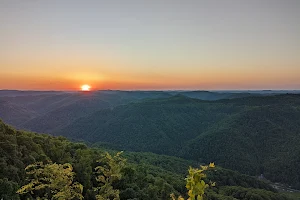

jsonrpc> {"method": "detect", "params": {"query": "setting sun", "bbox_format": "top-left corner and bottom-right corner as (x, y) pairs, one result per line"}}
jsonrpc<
(81, 84), (91, 91)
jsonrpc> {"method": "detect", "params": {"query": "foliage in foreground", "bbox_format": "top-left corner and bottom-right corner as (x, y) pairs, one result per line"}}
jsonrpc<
(171, 163), (215, 200)
(94, 152), (126, 200)
(17, 152), (127, 200)
(17, 162), (83, 199)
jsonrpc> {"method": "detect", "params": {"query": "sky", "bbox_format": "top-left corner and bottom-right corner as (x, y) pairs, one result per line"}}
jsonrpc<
(0, 0), (300, 91)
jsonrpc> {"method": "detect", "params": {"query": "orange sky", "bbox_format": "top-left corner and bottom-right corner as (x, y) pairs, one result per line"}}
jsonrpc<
(0, 0), (299, 91)
(1, 64), (299, 91)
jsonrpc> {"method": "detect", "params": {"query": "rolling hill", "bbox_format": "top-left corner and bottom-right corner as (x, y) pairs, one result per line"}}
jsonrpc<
(1, 90), (300, 190)
(0, 99), (37, 126)
(0, 91), (173, 132)
(0, 90), (263, 133)
(55, 94), (300, 189)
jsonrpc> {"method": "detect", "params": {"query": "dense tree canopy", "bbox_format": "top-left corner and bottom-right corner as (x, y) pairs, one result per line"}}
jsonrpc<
(0, 119), (298, 199)
(54, 94), (300, 189)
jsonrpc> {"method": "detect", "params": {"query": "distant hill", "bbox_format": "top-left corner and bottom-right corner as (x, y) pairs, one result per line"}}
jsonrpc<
(170, 90), (263, 100)
(0, 91), (173, 132)
(0, 90), (64, 97)
(0, 90), (265, 132)
(20, 97), (112, 133)
(56, 95), (242, 153)
(0, 99), (36, 126)
(56, 94), (300, 189)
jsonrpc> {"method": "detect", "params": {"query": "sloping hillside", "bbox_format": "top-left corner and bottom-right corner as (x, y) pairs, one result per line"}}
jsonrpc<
(56, 94), (300, 188)
(56, 95), (243, 152)
(0, 119), (296, 200)
(0, 100), (37, 126)
(185, 103), (300, 188)
(0, 91), (173, 133)
(0, 90), (280, 134)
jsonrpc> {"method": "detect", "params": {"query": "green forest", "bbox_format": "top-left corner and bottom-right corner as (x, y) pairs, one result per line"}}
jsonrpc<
(0, 119), (297, 200)
(55, 94), (300, 189)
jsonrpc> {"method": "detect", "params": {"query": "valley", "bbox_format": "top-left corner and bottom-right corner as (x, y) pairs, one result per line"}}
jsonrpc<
(1, 90), (300, 198)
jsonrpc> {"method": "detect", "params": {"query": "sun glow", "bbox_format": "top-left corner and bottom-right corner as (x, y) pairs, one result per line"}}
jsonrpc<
(81, 84), (91, 91)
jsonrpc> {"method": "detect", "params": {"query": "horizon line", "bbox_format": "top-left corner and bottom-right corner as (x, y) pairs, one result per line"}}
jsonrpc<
(1, 89), (300, 92)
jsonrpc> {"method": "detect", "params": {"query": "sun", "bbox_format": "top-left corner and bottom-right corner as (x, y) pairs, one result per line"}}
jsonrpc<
(81, 84), (91, 91)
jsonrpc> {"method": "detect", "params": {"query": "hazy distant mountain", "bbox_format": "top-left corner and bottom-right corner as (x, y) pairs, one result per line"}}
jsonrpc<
(0, 90), (64, 97)
(20, 97), (112, 133)
(0, 99), (37, 126)
(169, 91), (263, 100)
(0, 90), (264, 133)
(0, 90), (173, 133)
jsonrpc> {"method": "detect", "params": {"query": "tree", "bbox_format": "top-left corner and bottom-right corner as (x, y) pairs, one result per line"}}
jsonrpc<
(94, 152), (126, 200)
(171, 163), (215, 200)
(0, 178), (20, 200)
(17, 162), (83, 200)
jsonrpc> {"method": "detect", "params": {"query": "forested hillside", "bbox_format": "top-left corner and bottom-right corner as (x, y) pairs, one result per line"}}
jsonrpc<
(0, 91), (172, 132)
(0, 120), (296, 200)
(56, 94), (300, 189)
(0, 90), (276, 132)
(169, 91), (261, 100)
(57, 95), (241, 152)
(1, 91), (300, 196)
(0, 99), (36, 126)
(185, 102), (300, 188)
